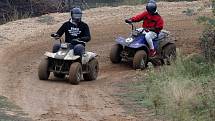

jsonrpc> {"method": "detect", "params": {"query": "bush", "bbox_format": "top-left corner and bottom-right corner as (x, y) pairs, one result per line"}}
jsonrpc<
(200, 26), (215, 62)
(198, 0), (215, 62)
(37, 15), (55, 25)
(123, 54), (215, 121)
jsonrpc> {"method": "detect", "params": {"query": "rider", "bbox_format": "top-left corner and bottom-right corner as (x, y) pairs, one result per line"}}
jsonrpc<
(125, 0), (164, 57)
(52, 7), (91, 56)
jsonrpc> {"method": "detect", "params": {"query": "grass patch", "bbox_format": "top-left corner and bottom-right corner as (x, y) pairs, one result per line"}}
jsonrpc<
(37, 15), (55, 25)
(0, 96), (20, 110)
(0, 96), (31, 121)
(117, 54), (215, 121)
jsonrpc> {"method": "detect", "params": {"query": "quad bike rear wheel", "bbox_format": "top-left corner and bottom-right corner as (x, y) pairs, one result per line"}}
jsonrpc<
(133, 50), (147, 70)
(69, 62), (82, 85)
(83, 58), (99, 81)
(53, 73), (65, 79)
(38, 58), (50, 80)
(150, 58), (163, 67)
(110, 44), (122, 63)
(163, 44), (176, 65)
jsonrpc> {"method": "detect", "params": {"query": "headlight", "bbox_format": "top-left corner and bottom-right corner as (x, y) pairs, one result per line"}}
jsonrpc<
(61, 43), (68, 49)
(125, 38), (134, 43)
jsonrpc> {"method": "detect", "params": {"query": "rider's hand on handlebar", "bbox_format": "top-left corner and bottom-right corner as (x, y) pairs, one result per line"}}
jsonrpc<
(149, 28), (156, 32)
(73, 39), (86, 44)
(125, 19), (132, 24)
(73, 38), (80, 42)
(51, 33), (60, 38)
(145, 29), (150, 32)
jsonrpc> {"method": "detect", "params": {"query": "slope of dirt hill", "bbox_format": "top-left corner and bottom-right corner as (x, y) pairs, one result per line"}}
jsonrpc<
(0, 1), (212, 121)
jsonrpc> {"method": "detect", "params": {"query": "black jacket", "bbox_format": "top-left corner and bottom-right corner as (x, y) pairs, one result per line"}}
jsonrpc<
(56, 20), (91, 46)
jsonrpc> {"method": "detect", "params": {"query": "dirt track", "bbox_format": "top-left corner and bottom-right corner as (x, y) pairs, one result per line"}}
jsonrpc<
(0, 1), (211, 121)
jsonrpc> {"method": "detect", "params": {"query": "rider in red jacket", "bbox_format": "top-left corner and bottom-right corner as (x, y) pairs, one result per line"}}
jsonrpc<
(126, 1), (164, 57)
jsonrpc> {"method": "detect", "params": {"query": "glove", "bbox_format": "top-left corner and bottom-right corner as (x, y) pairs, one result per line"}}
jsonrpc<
(80, 36), (90, 42)
(125, 19), (132, 24)
(73, 38), (86, 44)
(51, 33), (59, 38)
(149, 28), (156, 32)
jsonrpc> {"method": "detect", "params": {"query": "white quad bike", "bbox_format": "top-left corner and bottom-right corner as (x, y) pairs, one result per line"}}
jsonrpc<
(38, 36), (99, 85)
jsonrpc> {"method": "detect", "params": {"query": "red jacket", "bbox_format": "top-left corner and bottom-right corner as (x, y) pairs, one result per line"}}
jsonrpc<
(130, 11), (164, 33)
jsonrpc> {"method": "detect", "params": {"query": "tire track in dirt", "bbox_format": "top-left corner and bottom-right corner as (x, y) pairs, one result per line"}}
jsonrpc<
(0, 1), (211, 120)
(0, 46), (133, 121)
(0, 30), (136, 121)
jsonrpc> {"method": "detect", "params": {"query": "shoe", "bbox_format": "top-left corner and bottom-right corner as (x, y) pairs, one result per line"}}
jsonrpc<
(149, 49), (156, 57)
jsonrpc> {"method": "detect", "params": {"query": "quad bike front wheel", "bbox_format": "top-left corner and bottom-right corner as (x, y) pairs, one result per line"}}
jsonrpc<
(69, 62), (82, 85)
(38, 58), (50, 80)
(133, 50), (148, 70)
(83, 58), (99, 81)
(163, 44), (176, 65)
(110, 44), (122, 63)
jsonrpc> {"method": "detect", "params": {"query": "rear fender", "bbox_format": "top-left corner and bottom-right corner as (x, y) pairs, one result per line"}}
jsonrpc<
(128, 35), (147, 49)
(159, 39), (175, 49)
(137, 45), (149, 55)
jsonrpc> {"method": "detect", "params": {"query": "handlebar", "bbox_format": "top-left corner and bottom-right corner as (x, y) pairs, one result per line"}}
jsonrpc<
(51, 33), (86, 44)
(51, 33), (62, 43)
(126, 22), (135, 31)
(73, 39), (86, 44)
(126, 23), (150, 33)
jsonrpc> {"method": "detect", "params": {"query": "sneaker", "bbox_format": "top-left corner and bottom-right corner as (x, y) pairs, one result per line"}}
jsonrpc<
(149, 49), (156, 57)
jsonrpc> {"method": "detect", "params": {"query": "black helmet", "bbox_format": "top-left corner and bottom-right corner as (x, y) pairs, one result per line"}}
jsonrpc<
(146, 2), (157, 14)
(71, 7), (82, 23)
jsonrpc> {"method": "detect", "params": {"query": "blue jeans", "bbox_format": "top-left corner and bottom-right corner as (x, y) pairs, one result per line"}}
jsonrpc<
(52, 44), (85, 56)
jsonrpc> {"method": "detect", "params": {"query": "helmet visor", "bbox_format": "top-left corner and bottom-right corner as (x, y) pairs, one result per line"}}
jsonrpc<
(72, 13), (82, 19)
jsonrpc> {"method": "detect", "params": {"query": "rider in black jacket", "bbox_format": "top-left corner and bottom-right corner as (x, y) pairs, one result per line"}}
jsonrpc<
(52, 7), (91, 56)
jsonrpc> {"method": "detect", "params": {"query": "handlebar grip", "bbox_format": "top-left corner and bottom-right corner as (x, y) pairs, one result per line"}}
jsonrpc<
(51, 33), (59, 38)
(73, 39), (86, 44)
(125, 19), (132, 24)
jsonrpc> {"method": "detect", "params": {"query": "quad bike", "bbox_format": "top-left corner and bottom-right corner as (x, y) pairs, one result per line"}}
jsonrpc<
(38, 35), (99, 85)
(110, 23), (176, 69)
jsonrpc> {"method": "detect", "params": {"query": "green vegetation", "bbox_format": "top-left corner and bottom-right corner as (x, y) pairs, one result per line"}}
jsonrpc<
(117, 1), (215, 120)
(199, 27), (215, 62)
(119, 54), (215, 121)
(37, 15), (55, 25)
(182, 8), (196, 16)
(0, 96), (31, 121)
(0, 0), (198, 24)
(161, 0), (195, 1)
(197, 0), (215, 62)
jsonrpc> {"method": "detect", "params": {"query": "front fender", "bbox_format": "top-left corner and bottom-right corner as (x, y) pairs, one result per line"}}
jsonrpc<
(45, 52), (56, 58)
(129, 42), (146, 49)
(44, 51), (80, 60)
(82, 52), (97, 64)
(115, 37), (127, 46)
(64, 50), (80, 60)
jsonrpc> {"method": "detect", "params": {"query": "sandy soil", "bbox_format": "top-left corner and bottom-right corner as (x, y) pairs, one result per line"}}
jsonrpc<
(0, 1), (211, 121)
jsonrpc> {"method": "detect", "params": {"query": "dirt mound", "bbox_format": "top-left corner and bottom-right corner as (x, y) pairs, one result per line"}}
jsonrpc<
(0, 1), (212, 120)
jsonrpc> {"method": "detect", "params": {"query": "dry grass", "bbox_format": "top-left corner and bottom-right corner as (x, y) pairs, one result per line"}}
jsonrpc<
(120, 54), (215, 121)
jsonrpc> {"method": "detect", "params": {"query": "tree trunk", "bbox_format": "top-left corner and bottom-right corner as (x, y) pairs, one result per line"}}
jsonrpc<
(68, 0), (71, 10)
